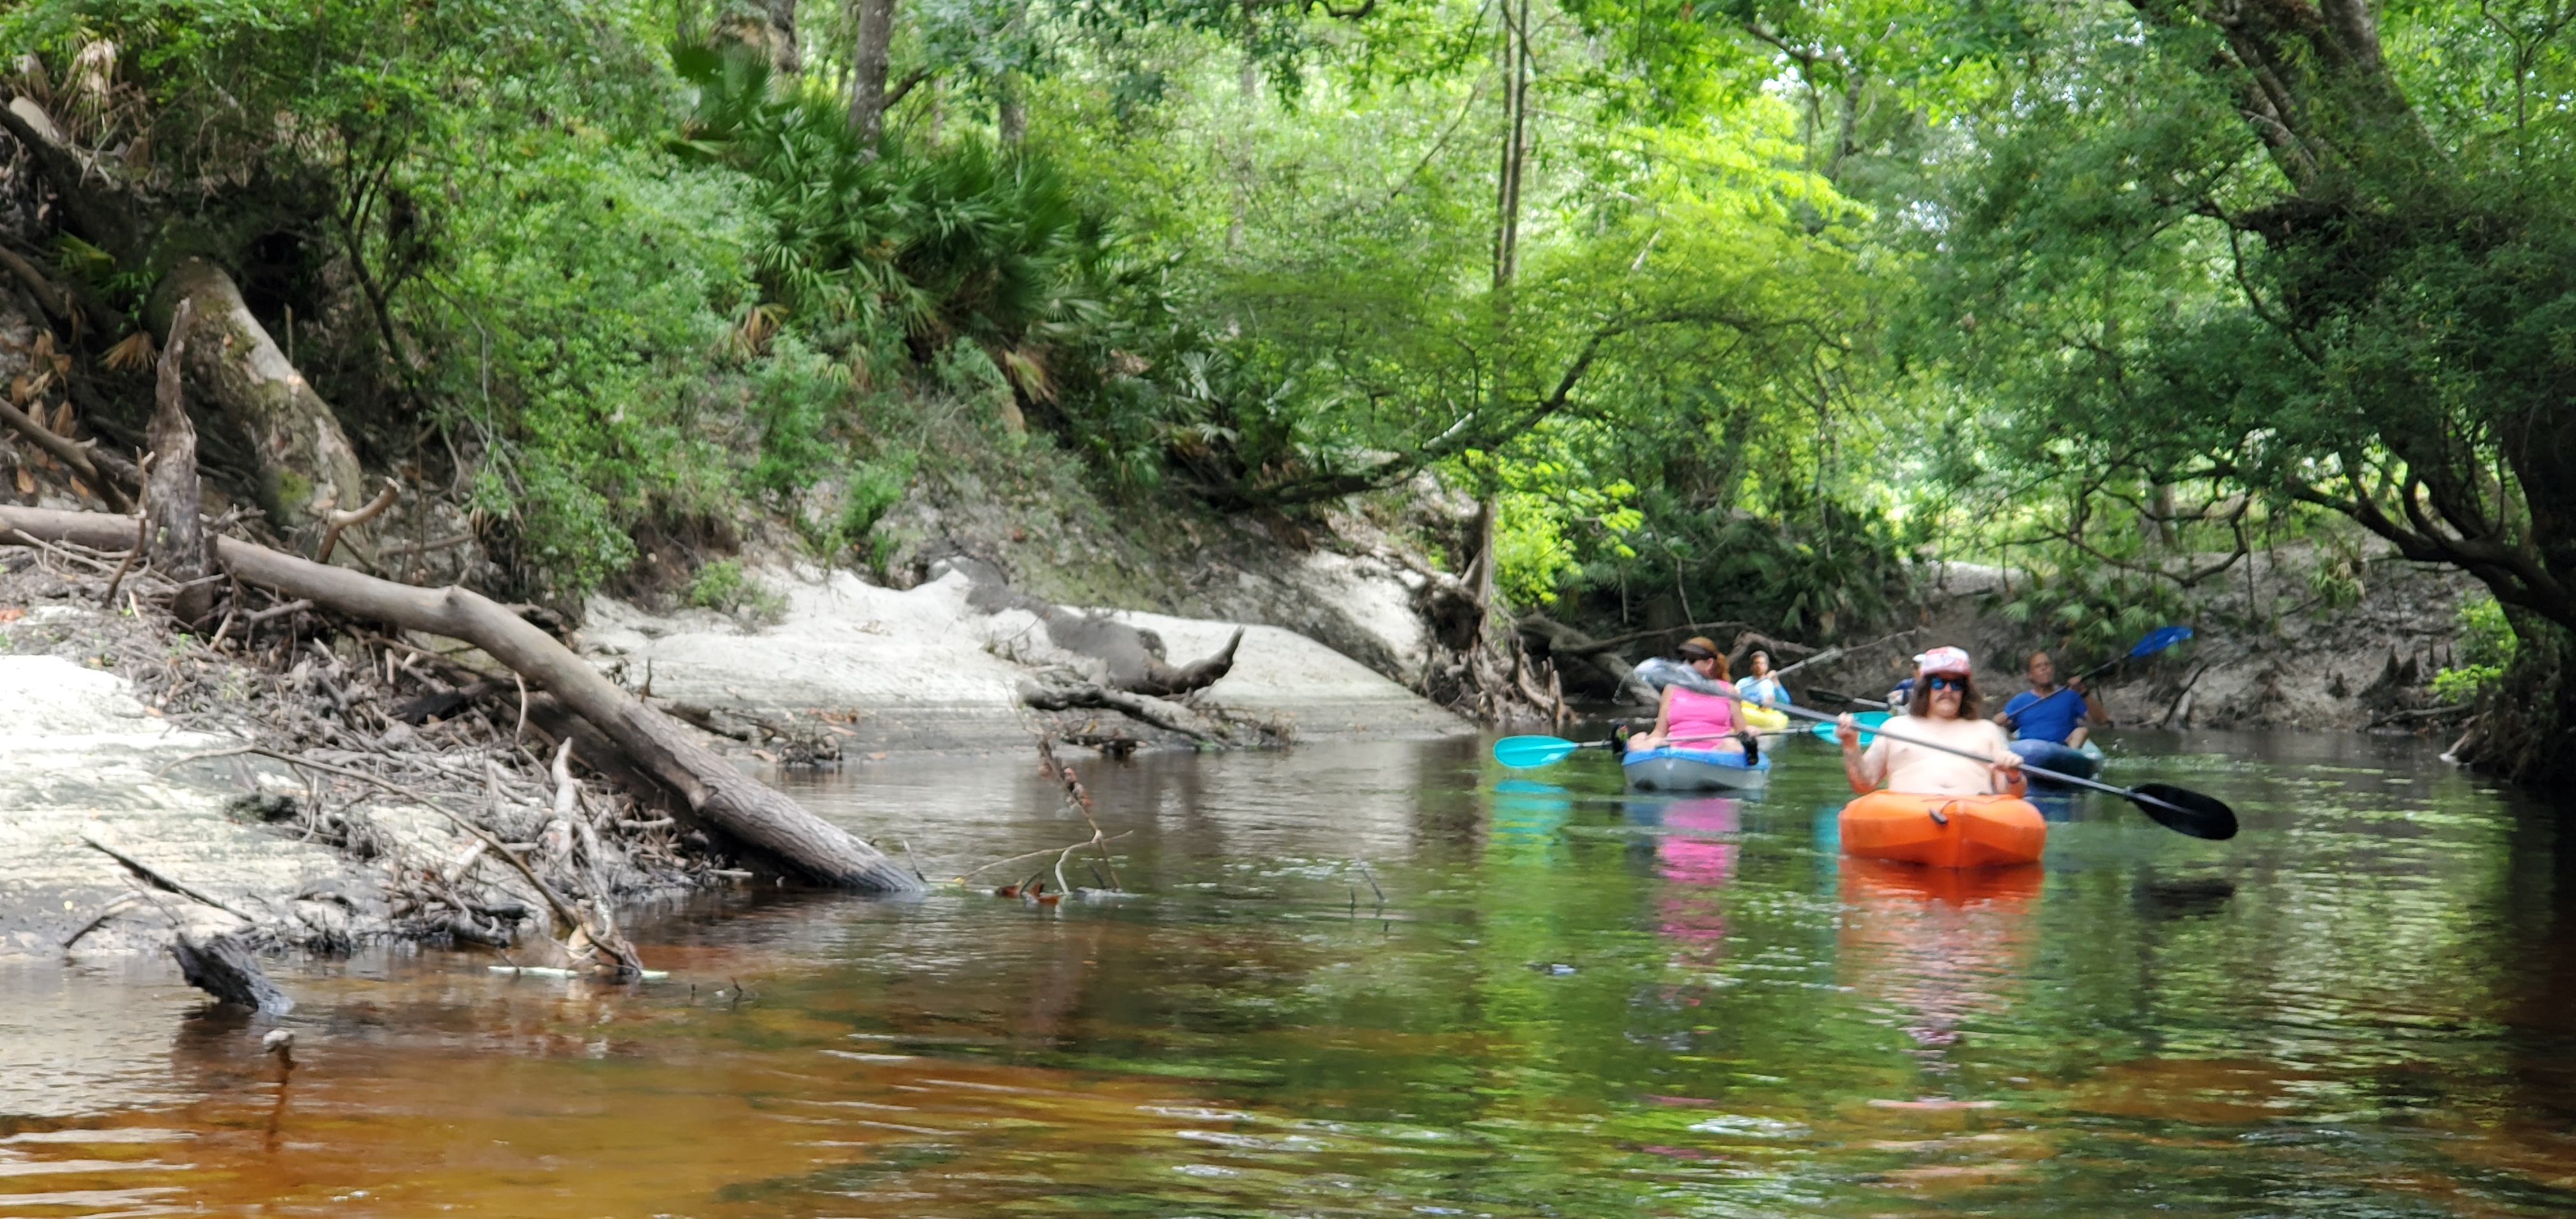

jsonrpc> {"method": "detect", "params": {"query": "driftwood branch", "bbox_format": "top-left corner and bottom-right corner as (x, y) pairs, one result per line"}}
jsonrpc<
(1769, 625), (1923, 680)
(80, 834), (253, 921)
(1563, 620), (1767, 656)
(231, 743), (645, 976)
(0, 244), (72, 323)
(953, 831), (1135, 884)
(241, 598), (313, 624)
(1018, 679), (1225, 742)
(172, 931), (294, 1013)
(316, 479), (397, 564)
(0, 397), (130, 512)
(1, 506), (919, 893)
(146, 298), (212, 622)
(1131, 627), (1244, 696)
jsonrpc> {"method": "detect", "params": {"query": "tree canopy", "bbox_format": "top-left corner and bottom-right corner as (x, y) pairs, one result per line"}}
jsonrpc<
(4, 0), (2574, 756)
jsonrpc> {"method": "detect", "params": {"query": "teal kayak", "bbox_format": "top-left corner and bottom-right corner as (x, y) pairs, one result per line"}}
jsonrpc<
(1808, 710), (1892, 742)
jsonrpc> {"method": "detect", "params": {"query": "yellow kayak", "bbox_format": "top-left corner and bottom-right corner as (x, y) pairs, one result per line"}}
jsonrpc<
(1740, 703), (1789, 733)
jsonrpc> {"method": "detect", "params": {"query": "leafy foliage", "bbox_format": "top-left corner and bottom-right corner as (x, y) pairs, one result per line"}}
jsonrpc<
(674, 45), (1107, 361)
(2434, 595), (2519, 704)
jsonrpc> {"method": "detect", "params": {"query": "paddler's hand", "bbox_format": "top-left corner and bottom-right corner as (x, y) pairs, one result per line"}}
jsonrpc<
(1835, 712), (1859, 749)
(1991, 749), (2025, 788)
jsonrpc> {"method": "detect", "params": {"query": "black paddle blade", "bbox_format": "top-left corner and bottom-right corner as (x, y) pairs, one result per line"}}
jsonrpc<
(2128, 783), (2238, 841)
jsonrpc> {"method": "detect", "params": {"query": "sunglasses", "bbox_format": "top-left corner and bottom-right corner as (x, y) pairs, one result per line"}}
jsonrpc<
(1924, 675), (1967, 692)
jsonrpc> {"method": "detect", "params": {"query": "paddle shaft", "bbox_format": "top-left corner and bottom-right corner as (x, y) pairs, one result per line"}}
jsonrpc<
(1775, 702), (2136, 800)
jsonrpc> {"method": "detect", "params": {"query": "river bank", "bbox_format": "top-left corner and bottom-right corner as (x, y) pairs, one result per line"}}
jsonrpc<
(0, 502), (1478, 965)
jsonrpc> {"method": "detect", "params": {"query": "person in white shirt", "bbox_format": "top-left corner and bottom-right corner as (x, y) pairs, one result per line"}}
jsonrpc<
(1736, 648), (1786, 707)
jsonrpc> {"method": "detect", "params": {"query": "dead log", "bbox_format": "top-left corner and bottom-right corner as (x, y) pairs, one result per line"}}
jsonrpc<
(0, 244), (73, 326)
(1131, 627), (1243, 696)
(172, 931), (294, 1014)
(1517, 613), (1655, 704)
(1723, 631), (1818, 674)
(0, 397), (130, 512)
(0, 505), (919, 893)
(1039, 613), (1244, 697)
(145, 298), (212, 623)
(1018, 678), (1225, 744)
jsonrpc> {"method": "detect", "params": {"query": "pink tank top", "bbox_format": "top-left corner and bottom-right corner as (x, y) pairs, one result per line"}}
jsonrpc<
(1665, 685), (1736, 744)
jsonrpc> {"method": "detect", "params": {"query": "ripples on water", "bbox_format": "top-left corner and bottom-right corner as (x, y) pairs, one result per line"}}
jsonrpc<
(4, 729), (2575, 1216)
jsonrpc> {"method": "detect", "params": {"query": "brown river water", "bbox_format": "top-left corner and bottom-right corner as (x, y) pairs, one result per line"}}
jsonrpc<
(3, 728), (2574, 1216)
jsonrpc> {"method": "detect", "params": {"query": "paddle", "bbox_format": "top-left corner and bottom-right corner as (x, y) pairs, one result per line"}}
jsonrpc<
(1494, 735), (1604, 767)
(2078, 624), (2195, 683)
(1492, 732), (1744, 769)
(1777, 701), (2237, 841)
(2002, 624), (2197, 729)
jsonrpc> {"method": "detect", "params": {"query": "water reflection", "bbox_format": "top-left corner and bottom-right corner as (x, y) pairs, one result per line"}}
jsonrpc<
(1642, 797), (1739, 967)
(1837, 859), (2039, 1075)
(1, 730), (2573, 1216)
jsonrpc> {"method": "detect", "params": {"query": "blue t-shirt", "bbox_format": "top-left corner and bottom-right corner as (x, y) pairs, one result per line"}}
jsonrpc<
(1739, 676), (1786, 707)
(2003, 687), (2086, 743)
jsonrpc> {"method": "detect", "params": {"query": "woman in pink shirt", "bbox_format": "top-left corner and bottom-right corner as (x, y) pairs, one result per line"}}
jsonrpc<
(1628, 637), (1745, 755)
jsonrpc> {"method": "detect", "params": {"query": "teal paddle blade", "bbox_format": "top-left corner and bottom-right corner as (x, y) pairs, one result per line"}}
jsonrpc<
(1493, 735), (1582, 768)
(1806, 711), (1890, 742)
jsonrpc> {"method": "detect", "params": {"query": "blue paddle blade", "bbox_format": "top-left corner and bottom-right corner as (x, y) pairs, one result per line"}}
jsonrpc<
(1494, 735), (1582, 768)
(2129, 625), (2194, 657)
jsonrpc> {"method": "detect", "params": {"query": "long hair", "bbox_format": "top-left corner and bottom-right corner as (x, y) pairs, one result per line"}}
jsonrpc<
(1910, 671), (1981, 718)
(1677, 636), (1730, 682)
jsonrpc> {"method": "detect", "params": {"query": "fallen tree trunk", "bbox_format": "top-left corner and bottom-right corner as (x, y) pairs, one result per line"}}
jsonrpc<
(1018, 678), (1227, 744)
(0, 505), (920, 894)
(1517, 613), (1655, 704)
(172, 931), (294, 1014)
(1128, 627), (1243, 696)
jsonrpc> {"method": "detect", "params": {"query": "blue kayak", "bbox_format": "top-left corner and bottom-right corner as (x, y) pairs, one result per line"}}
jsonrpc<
(1623, 747), (1770, 793)
(2009, 738), (2104, 788)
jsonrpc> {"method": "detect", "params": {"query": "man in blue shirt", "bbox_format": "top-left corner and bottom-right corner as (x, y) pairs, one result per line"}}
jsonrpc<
(1996, 650), (2102, 746)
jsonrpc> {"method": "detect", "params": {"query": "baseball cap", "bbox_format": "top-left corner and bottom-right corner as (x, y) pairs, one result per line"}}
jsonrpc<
(1914, 646), (1973, 677)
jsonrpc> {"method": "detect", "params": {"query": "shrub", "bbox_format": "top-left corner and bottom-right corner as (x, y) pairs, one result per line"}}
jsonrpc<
(685, 559), (787, 622)
(2432, 595), (2518, 703)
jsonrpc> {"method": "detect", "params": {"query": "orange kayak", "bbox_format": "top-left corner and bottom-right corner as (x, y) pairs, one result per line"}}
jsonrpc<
(1838, 791), (2046, 868)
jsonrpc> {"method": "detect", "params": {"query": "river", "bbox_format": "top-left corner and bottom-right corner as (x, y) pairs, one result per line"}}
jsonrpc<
(3, 727), (2572, 1216)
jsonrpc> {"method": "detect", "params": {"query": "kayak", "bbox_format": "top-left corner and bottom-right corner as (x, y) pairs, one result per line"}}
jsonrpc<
(2009, 739), (2103, 788)
(1740, 703), (1790, 733)
(1809, 710), (1892, 742)
(1837, 790), (2046, 868)
(1623, 746), (1770, 793)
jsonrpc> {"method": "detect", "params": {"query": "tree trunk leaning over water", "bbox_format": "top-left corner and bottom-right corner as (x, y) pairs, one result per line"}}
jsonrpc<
(144, 298), (212, 625)
(148, 259), (368, 540)
(0, 94), (369, 542)
(0, 506), (923, 894)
